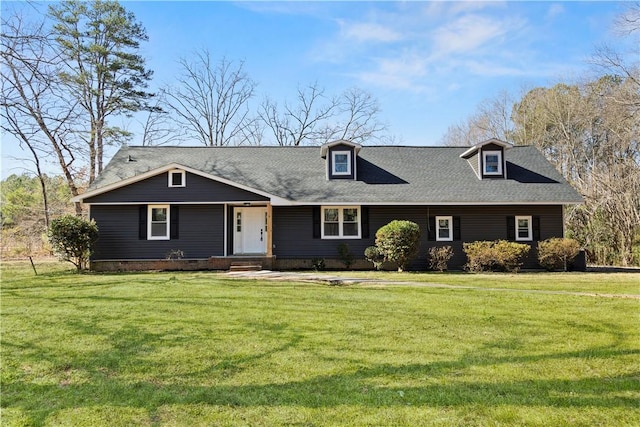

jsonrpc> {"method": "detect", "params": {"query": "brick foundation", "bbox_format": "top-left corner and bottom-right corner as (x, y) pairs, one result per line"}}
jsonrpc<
(90, 256), (274, 272)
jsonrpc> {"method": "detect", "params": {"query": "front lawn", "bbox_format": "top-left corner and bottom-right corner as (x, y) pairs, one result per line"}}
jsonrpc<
(321, 269), (640, 295)
(2, 261), (639, 426)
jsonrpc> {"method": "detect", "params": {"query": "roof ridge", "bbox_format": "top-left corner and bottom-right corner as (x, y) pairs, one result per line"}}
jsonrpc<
(123, 144), (535, 149)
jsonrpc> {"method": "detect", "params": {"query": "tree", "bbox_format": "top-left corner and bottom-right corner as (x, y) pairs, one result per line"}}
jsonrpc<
(321, 87), (388, 145)
(511, 77), (639, 266)
(138, 92), (186, 146)
(260, 83), (387, 146)
(260, 82), (337, 146)
(1, 7), (85, 216)
(590, 2), (639, 107)
(374, 220), (421, 272)
(48, 0), (156, 182)
(162, 50), (257, 146)
(441, 90), (518, 146)
(48, 214), (99, 272)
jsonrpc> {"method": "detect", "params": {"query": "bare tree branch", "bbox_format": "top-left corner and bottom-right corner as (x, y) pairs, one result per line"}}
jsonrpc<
(162, 50), (257, 146)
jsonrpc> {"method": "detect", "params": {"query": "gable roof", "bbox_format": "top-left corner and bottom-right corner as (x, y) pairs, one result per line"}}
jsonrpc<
(320, 139), (362, 157)
(76, 145), (583, 205)
(460, 138), (512, 158)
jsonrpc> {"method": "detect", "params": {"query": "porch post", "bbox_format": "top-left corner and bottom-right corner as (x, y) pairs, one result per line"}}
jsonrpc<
(223, 203), (228, 256)
(266, 203), (273, 257)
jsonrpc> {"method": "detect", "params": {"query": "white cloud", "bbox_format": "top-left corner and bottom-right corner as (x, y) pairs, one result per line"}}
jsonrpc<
(446, 1), (507, 17)
(308, 2), (560, 93)
(546, 3), (565, 20)
(236, 2), (326, 16)
(354, 52), (429, 91)
(430, 14), (524, 58)
(339, 20), (402, 43)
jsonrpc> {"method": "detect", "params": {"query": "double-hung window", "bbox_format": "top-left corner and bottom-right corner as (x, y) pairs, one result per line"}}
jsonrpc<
(332, 151), (351, 175)
(148, 205), (170, 240)
(436, 216), (453, 241)
(483, 150), (502, 175)
(322, 206), (360, 238)
(515, 215), (532, 241)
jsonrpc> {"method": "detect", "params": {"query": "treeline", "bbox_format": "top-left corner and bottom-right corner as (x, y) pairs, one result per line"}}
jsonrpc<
(1, 174), (74, 257)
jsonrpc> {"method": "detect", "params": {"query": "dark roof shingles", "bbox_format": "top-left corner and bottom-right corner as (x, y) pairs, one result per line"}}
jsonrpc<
(88, 145), (583, 204)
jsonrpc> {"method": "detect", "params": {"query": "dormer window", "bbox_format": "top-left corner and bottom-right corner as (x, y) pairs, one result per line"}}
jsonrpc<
(321, 140), (361, 180)
(483, 151), (502, 176)
(460, 139), (511, 180)
(168, 170), (186, 187)
(332, 151), (351, 175)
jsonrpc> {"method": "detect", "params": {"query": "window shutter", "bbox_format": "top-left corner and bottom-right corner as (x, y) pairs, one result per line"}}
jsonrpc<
(361, 206), (370, 239)
(506, 216), (515, 240)
(139, 205), (147, 239)
(427, 216), (436, 241)
(170, 206), (179, 239)
(532, 216), (541, 241)
(312, 206), (321, 239)
(453, 216), (461, 241)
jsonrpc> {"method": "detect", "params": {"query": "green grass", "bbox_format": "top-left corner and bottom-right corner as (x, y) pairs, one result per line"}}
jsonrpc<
(323, 270), (640, 295)
(2, 260), (639, 426)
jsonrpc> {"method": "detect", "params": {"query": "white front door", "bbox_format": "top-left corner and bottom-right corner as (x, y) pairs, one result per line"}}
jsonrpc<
(233, 207), (267, 254)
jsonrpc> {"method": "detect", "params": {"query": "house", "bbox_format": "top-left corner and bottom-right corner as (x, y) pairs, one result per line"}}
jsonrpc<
(73, 139), (584, 271)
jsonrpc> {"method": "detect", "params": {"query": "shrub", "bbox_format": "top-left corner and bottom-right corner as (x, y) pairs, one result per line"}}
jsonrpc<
(375, 220), (421, 272)
(364, 246), (385, 270)
(464, 240), (530, 273)
(428, 246), (453, 272)
(311, 258), (326, 271)
(166, 249), (184, 260)
(537, 238), (581, 271)
(48, 215), (99, 272)
(337, 243), (354, 269)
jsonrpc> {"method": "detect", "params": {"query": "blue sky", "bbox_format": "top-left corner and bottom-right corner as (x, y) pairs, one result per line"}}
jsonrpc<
(1, 1), (632, 178)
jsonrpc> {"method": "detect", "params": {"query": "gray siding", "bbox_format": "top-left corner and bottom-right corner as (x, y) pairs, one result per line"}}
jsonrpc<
(272, 205), (564, 270)
(90, 204), (225, 259)
(466, 153), (480, 179)
(85, 171), (269, 204)
(91, 203), (565, 269)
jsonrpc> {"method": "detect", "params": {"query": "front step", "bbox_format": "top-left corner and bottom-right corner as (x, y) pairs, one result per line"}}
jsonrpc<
(228, 261), (263, 272)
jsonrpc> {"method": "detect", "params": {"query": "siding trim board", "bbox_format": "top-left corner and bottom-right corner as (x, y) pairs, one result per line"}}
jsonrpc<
(272, 201), (579, 207)
(87, 201), (580, 207)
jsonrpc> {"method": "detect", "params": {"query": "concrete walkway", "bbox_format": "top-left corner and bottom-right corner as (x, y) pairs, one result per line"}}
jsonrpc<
(224, 269), (640, 299)
(225, 269), (431, 286)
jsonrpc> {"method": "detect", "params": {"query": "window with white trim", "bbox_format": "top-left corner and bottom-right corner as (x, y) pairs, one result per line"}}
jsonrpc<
(168, 170), (186, 187)
(322, 206), (360, 238)
(436, 216), (453, 241)
(516, 215), (532, 241)
(483, 150), (502, 175)
(332, 151), (351, 175)
(148, 205), (170, 240)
